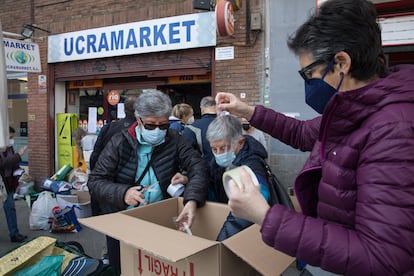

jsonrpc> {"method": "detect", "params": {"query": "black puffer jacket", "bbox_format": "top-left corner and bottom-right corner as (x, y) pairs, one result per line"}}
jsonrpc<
(89, 115), (136, 170)
(88, 122), (209, 215)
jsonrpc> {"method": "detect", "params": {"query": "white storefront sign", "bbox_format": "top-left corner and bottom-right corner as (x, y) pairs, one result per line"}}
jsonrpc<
(215, 46), (234, 60)
(379, 14), (414, 46)
(3, 38), (41, 72)
(48, 12), (216, 63)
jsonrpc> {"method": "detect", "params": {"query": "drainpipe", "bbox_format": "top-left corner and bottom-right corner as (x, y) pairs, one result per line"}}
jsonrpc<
(263, 0), (271, 150)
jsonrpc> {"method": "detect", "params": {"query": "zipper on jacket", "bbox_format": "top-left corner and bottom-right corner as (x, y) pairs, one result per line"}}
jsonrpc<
(320, 101), (337, 161)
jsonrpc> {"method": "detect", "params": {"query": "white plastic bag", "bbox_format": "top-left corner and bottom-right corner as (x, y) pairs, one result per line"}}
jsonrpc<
(29, 191), (58, 230)
(0, 177), (6, 202)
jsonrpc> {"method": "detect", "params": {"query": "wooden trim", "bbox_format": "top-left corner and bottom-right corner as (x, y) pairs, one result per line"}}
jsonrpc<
(53, 48), (212, 81)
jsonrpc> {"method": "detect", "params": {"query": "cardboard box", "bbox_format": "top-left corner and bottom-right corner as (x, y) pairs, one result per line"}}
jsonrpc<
(0, 236), (56, 275)
(80, 198), (295, 276)
(56, 190), (92, 218)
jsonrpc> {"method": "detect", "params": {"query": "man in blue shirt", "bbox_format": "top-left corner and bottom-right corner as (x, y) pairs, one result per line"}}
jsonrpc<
(182, 96), (217, 162)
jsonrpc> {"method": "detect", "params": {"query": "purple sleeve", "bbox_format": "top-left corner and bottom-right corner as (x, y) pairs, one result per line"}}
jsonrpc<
(250, 105), (321, 152)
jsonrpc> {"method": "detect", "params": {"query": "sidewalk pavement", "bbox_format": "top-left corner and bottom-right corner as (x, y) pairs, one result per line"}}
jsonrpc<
(0, 196), (107, 260)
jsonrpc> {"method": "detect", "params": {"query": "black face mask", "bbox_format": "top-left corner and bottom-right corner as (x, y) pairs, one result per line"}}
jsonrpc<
(242, 123), (250, 131)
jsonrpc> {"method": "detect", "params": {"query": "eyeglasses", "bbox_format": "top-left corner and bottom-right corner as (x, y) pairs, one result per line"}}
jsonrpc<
(139, 117), (170, 130)
(298, 59), (327, 82)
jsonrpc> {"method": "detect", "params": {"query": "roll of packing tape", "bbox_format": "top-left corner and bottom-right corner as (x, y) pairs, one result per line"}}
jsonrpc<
(222, 165), (259, 197)
(167, 183), (185, 198)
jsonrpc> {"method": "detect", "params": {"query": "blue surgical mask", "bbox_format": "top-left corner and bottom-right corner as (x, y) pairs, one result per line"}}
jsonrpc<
(214, 149), (236, 168)
(305, 59), (343, 114)
(140, 127), (166, 145)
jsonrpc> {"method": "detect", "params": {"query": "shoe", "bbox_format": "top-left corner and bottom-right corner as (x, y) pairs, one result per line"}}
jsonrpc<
(10, 233), (28, 243)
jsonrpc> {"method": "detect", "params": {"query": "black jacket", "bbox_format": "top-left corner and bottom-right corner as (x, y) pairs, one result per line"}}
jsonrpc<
(0, 146), (21, 193)
(88, 122), (209, 215)
(89, 116), (136, 170)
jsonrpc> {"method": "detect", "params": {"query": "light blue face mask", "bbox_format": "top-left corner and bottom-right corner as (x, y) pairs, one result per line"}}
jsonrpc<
(141, 127), (166, 145)
(214, 149), (236, 168)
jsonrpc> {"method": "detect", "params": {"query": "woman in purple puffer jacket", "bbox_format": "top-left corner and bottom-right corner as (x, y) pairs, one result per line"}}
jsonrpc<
(215, 0), (414, 275)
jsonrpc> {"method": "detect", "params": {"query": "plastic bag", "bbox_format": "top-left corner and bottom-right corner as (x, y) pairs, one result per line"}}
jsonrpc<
(16, 181), (35, 196)
(50, 206), (82, 233)
(0, 176), (6, 202)
(13, 255), (64, 276)
(67, 168), (89, 191)
(29, 191), (58, 230)
(18, 171), (33, 184)
(41, 178), (72, 194)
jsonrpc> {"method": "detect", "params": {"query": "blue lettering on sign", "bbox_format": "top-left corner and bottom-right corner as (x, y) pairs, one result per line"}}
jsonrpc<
(98, 33), (109, 51)
(3, 40), (36, 51)
(64, 37), (73, 55)
(182, 20), (195, 41)
(153, 24), (166, 46)
(111, 31), (124, 50)
(87, 34), (97, 53)
(63, 19), (196, 57)
(76, 36), (85, 54)
(169, 22), (180, 44)
(126, 29), (138, 49)
(140, 27), (151, 47)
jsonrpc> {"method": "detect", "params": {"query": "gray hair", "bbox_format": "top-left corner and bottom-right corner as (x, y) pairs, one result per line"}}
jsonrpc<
(206, 115), (243, 144)
(124, 95), (138, 118)
(200, 96), (216, 108)
(134, 89), (172, 118)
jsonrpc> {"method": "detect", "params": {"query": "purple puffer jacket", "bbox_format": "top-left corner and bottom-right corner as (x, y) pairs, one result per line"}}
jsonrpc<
(250, 65), (414, 275)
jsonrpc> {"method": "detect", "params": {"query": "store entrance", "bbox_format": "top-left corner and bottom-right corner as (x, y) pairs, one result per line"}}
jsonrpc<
(158, 82), (211, 119)
(66, 77), (212, 134)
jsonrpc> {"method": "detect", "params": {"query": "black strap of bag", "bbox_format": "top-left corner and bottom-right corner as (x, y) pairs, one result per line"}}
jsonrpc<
(260, 159), (294, 209)
(135, 157), (153, 186)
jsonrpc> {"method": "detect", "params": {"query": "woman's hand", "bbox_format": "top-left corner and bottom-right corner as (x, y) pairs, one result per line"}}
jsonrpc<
(170, 172), (188, 185)
(227, 167), (270, 226)
(175, 200), (197, 232)
(18, 146), (27, 156)
(124, 186), (146, 207)
(215, 92), (255, 120)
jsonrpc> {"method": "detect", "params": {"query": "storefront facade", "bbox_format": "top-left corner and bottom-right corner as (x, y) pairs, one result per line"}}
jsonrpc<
(6, 0), (411, 187)
(1, 0), (265, 186)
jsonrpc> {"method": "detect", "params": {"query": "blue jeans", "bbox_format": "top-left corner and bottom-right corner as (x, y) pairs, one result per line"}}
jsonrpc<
(3, 192), (19, 237)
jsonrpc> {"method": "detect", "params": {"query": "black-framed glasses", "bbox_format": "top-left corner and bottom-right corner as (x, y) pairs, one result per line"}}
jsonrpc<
(139, 117), (170, 130)
(298, 59), (327, 82)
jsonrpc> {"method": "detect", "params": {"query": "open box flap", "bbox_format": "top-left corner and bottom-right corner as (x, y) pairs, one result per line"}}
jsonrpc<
(222, 224), (295, 275)
(80, 211), (217, 262)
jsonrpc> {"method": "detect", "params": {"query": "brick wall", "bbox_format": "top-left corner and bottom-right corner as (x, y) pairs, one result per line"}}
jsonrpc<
(2, 0), (265, 185)
(27, 39), (51, 185)
(0, 0), (31, 34)
(215, 0), (264, 106)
